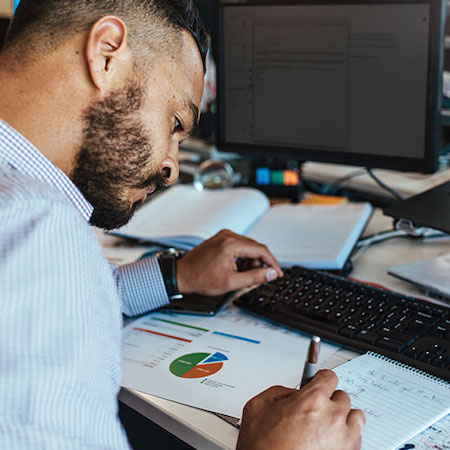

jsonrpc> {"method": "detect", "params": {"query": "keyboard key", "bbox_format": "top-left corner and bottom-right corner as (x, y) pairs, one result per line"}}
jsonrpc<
(404, 345), (422, 359)
(417, 311), (437, 320)
(376, 336), (407, 353)
(380, 329), (415, 346)
(355, 330), (378, 344)
(417, 350), (436, 364)
(431, 354), (450, 369)
(278, 307), (341, 332)
(429, 343), (447, 356)
(431, 325), (449, 339)
(403, 319), (435, 338)
(338, 325), (359, 338)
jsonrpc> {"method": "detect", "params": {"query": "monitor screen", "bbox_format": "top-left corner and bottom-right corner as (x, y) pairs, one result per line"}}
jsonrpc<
(216, 0), (445, 173)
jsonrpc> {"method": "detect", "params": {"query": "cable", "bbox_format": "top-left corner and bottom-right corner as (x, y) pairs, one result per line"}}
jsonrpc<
(356, 227), (447, 249)
(326, 169), (367, 195)
(303, 169), (367, 196)
(356, 229), (407, 248)
(366, 168), (405, 201)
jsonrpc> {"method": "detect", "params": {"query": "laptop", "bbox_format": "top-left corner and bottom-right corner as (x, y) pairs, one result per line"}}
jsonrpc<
(388, 253), (450, 302)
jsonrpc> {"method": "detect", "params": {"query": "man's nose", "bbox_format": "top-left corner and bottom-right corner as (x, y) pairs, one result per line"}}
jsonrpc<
(160, 156), (179, 185)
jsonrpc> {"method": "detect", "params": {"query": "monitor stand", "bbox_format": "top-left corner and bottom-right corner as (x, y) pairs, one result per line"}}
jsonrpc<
(383, 181), (450, 234)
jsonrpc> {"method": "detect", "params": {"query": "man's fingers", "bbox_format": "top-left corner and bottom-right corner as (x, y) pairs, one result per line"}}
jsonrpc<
(347, 408), (366, 433)
(228, 267), (280, 290)
(251, 385), (297, 402)
(236, 258), (262, 272)
(301, 369), (339, 397)
(231, 241), (283, 278)
(331, 389), (351, 411)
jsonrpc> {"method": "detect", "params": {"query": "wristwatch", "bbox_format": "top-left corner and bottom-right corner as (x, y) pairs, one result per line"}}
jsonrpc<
(155, 248), (185, 301)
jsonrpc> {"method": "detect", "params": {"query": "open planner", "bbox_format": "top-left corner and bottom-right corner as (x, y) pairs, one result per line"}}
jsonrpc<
(112, 185), (372, 270)
(334, 352), (450, 450)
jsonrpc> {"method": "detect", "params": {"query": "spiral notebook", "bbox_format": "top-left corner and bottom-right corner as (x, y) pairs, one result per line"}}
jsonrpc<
(333, 352), (450, 450)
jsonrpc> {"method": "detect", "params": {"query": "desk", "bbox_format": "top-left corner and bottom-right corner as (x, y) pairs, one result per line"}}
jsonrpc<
(99, 208), (450, 450)
(181, 139), (450, 200)
(302, 162), (450, 199)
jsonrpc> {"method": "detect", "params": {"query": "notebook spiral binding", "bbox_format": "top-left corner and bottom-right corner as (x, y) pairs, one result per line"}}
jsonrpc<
(367, 352), (450, 387)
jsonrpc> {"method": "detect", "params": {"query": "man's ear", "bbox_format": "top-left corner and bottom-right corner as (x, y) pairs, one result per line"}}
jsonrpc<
(85, 15), (132, 92)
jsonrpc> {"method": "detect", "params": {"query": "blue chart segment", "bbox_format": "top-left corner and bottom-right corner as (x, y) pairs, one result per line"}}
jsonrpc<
(203, 352), (228, 364)
(212, 331), (261, 344)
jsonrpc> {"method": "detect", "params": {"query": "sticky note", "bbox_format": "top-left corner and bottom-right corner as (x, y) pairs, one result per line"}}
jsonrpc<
(255, 167), (270, 185)
(270, 170), (284, 185)
(283, 170), (299, 186)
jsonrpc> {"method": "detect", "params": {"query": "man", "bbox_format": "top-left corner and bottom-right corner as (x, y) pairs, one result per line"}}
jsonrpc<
(0, 1), (365, 449)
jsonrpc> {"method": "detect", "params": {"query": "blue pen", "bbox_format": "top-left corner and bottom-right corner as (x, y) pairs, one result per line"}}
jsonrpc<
(300, 335), (321, 388)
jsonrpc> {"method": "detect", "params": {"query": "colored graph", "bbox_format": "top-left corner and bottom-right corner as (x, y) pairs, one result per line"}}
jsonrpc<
(169, 352), (228, 379)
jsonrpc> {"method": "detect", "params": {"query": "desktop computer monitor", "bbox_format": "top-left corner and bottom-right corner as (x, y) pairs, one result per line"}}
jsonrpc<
(215, 0), (446, 173)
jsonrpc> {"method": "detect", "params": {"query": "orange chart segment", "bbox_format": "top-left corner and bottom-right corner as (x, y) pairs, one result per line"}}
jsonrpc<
(181, 362), (223, 379)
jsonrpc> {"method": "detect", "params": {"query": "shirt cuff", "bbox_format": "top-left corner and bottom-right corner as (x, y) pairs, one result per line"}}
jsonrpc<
(117, 256), (170, 317)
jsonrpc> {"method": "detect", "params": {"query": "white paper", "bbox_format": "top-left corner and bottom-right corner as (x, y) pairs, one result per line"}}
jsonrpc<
(334, 354), (450, 450)
(113, 185), (270, 248)
(247, 203), (372, 269)
(121, 303), (338, 418)
(394, 413), (450, 450)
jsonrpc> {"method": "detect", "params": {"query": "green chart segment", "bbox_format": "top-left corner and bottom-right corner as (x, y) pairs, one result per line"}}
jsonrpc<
(170, 352), (228, 379)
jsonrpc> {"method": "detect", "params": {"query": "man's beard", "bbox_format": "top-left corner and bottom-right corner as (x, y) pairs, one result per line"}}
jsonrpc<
(71, 82), (167, 230)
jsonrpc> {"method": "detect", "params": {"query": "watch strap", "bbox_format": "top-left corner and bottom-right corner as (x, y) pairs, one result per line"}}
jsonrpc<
(157, 250), (183, 301)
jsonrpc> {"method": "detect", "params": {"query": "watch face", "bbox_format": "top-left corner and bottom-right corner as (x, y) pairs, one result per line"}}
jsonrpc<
(157, 248), (185, 259)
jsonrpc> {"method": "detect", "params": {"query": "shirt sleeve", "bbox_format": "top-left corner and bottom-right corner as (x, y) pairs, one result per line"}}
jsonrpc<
(111, 257), (170, 317)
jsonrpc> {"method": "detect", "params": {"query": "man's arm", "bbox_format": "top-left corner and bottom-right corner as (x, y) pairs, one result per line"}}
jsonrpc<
(111, 257), (170, 317)
(112, 229), (284, 316)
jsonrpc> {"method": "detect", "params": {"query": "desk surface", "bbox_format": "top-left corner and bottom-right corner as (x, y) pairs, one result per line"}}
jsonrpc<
(181, 138), (450, 199)
(302, 162), (450, 199)
(104, 209), (450, 450)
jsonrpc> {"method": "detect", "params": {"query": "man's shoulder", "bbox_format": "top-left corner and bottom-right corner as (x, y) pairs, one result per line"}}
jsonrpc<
(0, 161), (115, 297)
(0, 163), (88, 231)
(0, 162), (69, 207)
(0, 162), (93, 248)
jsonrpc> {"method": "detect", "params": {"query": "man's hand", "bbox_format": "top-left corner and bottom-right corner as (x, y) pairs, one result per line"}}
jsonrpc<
(237, 370), (365, 450)
(177, 229), (283, 296)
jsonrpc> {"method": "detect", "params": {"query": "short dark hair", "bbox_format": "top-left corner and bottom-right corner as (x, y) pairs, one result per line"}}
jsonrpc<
(4, 0), (208, 71)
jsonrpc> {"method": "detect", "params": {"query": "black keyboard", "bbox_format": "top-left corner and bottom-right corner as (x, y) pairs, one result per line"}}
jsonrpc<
(235, 266), (450, 381)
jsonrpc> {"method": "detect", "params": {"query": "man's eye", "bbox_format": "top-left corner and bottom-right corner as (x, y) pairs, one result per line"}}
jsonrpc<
(174, 118), (184, 133)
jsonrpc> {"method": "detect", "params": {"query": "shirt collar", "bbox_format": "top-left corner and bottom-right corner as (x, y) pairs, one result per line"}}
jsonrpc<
(0, 119), (93, 222)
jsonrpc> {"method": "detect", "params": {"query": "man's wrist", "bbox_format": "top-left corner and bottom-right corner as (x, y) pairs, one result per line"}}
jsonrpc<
(156, 249), (184, 301)
(176, 256), (193, 295)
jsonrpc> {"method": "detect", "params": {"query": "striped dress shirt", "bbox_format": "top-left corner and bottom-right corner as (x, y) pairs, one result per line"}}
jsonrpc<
(0, 119), (170, 449)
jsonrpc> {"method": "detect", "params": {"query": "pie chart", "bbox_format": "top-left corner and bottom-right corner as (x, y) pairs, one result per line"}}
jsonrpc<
(169, 352), (228, 379)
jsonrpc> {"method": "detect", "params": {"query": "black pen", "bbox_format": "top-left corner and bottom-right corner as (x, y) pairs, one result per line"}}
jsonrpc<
(300, 335), (321, 388)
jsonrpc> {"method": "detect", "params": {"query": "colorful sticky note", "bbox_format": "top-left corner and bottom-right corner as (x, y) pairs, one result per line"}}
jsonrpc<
(270, 170), (284, 185)
(255, 167), (270, 185)
(283, 170), (299, 186)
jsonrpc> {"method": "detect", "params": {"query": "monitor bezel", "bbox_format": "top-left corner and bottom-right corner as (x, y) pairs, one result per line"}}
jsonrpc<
(215, 0), (445, 174)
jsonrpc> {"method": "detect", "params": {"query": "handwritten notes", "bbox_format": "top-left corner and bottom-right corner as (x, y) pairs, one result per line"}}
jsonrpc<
(334, 353), (450, 450)
(395, 413), (450, 450)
